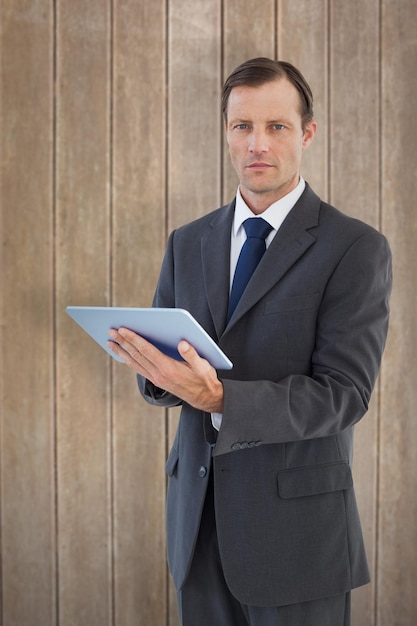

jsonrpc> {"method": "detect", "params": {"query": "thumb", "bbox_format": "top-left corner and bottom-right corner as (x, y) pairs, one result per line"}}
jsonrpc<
(178, 340), (205, 368)
(178, 340), (194, 360)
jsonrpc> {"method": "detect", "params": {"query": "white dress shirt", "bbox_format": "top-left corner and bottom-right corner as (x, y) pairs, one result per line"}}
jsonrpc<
(211, 177), (306, 431)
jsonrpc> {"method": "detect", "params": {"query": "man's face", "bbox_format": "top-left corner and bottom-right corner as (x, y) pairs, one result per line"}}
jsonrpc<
(225, 78), (316, 214)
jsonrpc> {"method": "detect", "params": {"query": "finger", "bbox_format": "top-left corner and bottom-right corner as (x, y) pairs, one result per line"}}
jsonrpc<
(106, 337), (152, 378)
(107, 329), (156, 377)
(107, 329), (137, 360)
(108, 328), (149, 361)
(106, 338), (132, 363)
(177, 340), (212, 374)
(116, 328), (168, 367)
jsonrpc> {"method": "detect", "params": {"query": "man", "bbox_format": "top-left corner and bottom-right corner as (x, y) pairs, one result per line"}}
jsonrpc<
(108, 58), (392, 625)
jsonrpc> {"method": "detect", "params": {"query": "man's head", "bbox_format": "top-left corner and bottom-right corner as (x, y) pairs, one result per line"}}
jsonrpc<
(222, 57), (314, 132)
(222, 57), (317, 213)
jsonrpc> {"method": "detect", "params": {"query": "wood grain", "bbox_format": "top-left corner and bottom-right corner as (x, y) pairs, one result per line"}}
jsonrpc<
(55, 1), (112, 624)
(378, 0), (417, 623)
(0, 2), (56, 624)
(112, 1), (168, 624)
(167, 0), (222, 230)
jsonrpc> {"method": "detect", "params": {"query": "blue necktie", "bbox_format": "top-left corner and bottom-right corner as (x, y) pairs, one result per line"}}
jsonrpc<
(227, 217), (273, 322)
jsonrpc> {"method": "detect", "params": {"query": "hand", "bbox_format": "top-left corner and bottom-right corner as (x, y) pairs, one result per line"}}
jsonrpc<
(107, 328), (224, 413)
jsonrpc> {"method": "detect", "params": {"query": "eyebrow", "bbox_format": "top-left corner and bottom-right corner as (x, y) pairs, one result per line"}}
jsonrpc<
(228, 118), (292, 126)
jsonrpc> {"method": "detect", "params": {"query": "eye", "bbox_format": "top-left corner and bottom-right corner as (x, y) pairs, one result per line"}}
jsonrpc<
(233, 123), (249, 130)
(272, 124), (285, 131)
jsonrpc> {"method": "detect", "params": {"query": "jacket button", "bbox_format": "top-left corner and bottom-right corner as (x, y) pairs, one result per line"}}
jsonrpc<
(198, 466), (207, 478)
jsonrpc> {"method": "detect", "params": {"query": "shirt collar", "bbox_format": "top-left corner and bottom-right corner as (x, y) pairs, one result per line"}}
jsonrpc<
(233, 177), (306, 236)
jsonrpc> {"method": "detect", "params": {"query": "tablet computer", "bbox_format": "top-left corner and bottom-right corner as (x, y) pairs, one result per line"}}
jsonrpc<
(66, 306), (233, 370)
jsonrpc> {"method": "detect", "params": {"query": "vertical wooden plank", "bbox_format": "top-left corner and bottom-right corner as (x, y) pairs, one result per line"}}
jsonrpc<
(329, 0), (381, 225)
(112, 1), (168, 624)
(223, 0), (276, 74)
(168, 0), (222, 230)
(55, 1), (112, 624)
(379, 1), (417, 623)
(222, 0), (276, 203)
(0, 3), (56, 625)
(278, 0), (329, 200)
(167, 2), (222, 623)
(329, 2), (381, 624)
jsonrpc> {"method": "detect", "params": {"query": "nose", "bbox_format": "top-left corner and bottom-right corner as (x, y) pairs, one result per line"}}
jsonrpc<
(248, 129), (269, 154)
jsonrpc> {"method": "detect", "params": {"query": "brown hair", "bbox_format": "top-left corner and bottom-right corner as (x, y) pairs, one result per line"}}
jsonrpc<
(222, 57), (314, 130)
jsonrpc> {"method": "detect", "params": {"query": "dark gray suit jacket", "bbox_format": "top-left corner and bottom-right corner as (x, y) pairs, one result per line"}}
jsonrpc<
(138, 184), (392, 607)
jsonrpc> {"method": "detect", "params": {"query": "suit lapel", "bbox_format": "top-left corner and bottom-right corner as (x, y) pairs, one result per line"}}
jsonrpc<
(225, 185), (321, 330)
(201, 200), (235, 338)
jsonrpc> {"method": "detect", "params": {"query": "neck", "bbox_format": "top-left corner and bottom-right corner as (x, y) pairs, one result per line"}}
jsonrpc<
(240, 177), (301, 215)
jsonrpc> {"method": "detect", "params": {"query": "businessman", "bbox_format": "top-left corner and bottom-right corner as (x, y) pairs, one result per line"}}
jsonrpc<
(108, 58), (392, 625)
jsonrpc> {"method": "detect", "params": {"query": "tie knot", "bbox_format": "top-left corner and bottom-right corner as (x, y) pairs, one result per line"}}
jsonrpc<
(243, 217), (273, 241)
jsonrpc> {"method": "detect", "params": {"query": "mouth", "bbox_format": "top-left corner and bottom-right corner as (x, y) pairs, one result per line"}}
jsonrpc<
(246, 162), (274, 170)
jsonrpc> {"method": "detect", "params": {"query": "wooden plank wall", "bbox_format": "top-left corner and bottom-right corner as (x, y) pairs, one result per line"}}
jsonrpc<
(1, 1), (416, 625)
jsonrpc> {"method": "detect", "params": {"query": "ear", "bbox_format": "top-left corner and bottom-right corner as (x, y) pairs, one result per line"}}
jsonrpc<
(302, 120), (317, 151)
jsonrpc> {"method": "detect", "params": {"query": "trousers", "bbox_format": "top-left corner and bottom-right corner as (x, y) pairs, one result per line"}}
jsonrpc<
(176, 470), (351, 626)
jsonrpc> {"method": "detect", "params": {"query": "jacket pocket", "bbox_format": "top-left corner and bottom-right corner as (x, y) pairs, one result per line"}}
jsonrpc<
(165, 446), (179, 477)
(277, 461), (353, 499)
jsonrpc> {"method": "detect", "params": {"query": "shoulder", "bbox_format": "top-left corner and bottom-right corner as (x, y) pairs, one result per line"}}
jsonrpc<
(320, 201), (381, 237)
(320, 204), (391, 269)
(299, 184), (390, 252)
(306, 200), (391, 287)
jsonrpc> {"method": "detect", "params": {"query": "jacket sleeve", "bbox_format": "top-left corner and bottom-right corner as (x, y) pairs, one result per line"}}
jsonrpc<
(214, 230), (392, 456)
(137, 375), (182, 408)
